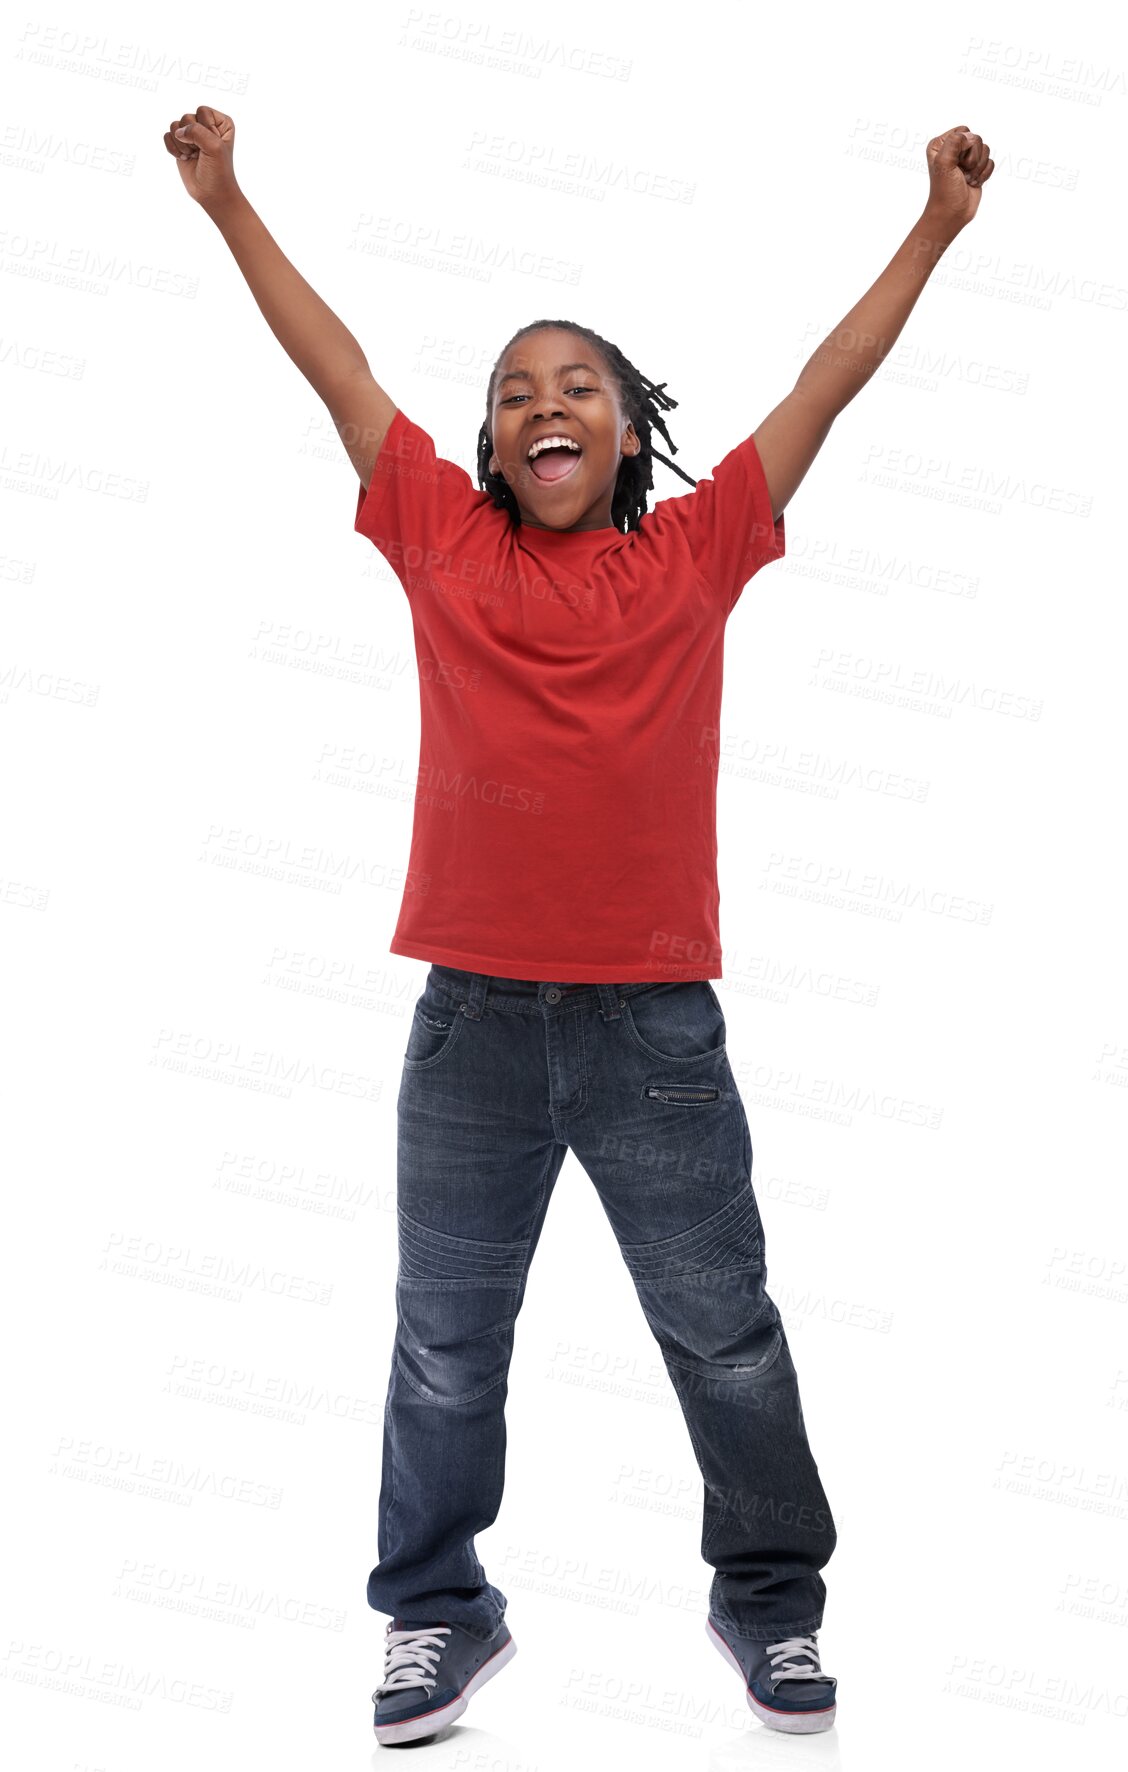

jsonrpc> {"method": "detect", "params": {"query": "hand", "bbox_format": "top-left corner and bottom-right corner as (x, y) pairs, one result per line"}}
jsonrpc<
(924, 125), (994, 233)
(163, 106), (241, 211)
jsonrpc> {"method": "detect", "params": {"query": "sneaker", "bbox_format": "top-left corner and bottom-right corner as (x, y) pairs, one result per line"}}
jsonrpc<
(372, 1616), (516, 1746)
(706, 1616), (837, 1733)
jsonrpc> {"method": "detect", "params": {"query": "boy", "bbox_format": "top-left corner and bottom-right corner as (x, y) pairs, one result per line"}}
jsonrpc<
(164, 110), (993, 1740)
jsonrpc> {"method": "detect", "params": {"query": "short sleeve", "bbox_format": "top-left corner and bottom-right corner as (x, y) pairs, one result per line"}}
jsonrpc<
(353, 408), (481, 596)
(649, 430), (786, 615)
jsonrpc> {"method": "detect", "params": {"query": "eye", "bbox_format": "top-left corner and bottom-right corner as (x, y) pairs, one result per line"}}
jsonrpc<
(500, 386), (597, 405)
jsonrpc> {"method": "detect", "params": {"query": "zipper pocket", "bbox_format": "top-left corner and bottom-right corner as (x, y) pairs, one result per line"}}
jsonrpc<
(645, 1085), (720, 1104)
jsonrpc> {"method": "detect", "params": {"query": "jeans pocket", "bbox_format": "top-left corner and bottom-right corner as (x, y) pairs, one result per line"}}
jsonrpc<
(643, 1082), (722, 1105)
(621, 980), (726, 1064)
(403, 989), (466, 1070)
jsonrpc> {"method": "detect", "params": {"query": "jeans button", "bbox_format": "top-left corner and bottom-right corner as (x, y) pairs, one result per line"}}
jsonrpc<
(544, 987), (562, 1004)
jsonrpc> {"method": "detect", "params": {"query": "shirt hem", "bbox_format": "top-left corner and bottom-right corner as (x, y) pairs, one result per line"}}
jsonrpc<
(389, 935), (720, 983)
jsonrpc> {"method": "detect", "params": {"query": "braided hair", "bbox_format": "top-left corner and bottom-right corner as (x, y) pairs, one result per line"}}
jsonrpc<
(476, 320), (697, 533)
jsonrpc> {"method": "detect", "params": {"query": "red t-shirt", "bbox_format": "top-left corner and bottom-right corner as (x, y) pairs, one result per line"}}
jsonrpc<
(354, 408), (785, 982)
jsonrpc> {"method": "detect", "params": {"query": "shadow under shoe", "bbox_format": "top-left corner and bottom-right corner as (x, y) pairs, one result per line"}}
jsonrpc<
(372, 1617), (517, 1746)
(706, 1616), (837, 1734)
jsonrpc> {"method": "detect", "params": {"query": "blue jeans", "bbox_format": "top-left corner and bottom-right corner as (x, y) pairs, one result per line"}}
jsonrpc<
(369, 966), (837, 1642)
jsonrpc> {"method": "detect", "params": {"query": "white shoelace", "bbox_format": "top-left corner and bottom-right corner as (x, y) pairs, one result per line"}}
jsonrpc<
(373, 1624), (451, 1698)
(764, 1635), (834, 1688)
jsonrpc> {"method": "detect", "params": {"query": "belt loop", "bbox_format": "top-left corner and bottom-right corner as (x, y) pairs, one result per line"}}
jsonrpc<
(597, 983), (623, 1022)
(459, 973), (489, 1021)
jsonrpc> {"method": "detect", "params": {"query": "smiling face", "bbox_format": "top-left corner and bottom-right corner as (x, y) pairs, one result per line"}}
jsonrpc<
(487, 327), (641, 532)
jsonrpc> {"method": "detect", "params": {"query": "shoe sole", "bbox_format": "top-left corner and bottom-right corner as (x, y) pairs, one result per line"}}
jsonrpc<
(374, 1633), (517, 1745)
(706, 1618), (836, 1735)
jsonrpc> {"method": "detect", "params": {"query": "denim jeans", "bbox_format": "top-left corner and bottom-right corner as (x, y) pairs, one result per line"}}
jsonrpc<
(369, 966), (837, 1642)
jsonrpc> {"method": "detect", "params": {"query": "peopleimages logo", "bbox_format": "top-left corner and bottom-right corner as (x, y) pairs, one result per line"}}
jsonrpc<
(413, 763), (546, 814)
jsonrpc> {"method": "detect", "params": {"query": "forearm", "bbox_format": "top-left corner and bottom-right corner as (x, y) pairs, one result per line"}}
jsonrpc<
(795, 207), (961, 416)
(207, 194), (369, 398)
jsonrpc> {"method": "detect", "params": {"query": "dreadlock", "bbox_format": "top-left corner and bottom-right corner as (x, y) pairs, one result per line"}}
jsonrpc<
(476, 320), (697, 534)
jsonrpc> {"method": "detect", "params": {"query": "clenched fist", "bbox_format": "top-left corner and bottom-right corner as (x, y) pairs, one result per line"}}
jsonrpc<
(924, 126), (994, 231)
(163, 106), (241, 212)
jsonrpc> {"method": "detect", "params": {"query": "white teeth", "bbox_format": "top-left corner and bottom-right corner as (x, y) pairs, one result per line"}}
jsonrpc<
(527, 436), (582, 461)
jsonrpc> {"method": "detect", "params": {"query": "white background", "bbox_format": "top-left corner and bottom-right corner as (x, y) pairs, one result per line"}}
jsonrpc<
(3, 1), (1126, 1767)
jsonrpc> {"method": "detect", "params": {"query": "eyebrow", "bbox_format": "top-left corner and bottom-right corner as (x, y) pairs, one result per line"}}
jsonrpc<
(496, 361), (602, 389)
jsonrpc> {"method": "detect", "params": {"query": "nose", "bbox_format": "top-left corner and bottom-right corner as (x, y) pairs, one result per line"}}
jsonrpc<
(531, 396), (567, 423)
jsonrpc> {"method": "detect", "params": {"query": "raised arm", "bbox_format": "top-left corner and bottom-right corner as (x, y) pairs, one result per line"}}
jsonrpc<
(164, 106), (397, 489)
(753, 125), (995, 522)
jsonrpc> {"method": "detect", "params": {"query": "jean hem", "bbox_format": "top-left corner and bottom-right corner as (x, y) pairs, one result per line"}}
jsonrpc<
(710, 1610), (825, 1640)
(373, 1607), (504, 1644)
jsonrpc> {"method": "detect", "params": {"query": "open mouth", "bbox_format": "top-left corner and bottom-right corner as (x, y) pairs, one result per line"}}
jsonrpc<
(527, 443), (583, 486)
